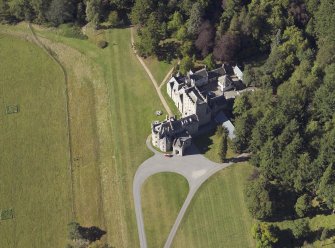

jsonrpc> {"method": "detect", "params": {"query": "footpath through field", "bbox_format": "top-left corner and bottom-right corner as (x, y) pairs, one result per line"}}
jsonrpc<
(130, 27), (173, 117)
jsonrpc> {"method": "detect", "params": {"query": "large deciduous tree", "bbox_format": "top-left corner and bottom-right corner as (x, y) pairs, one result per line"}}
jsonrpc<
(195, 20), (214, 57)
(86, 0), (102, 28)
(47, 0), (75, 26)
(318, 164), (335, 211)
(187, 2), (203, 36)
(213, 32), (240, 62)
(245, 177), (274, 220)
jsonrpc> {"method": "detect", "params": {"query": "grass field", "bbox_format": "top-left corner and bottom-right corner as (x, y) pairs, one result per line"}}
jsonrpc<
(142, 173), (189, 248)
(1, 23), (169, 247)
(172, 163), (255, 248)
(0, 34), (72, 247)
(32, 25), (173, 246)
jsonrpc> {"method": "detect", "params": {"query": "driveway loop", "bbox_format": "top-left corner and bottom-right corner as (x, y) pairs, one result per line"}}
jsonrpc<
(133, 136), (235, 248)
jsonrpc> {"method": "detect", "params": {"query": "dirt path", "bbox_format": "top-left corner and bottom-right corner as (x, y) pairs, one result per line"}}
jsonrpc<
(159, 67), (174, 89)
(130, 27), (173, 117)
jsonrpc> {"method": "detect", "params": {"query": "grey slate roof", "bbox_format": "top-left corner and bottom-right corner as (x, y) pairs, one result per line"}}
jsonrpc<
(190, 68), (208, 81)
(208, 67), (226, 79)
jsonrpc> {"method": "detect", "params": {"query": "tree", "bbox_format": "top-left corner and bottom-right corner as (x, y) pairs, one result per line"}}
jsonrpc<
(187, 2), (203, 35)
(30, 0), (50, 23)
(135, 12), (163, 56)
(233, 93), (251, 117)
(203, 53), (215, 70)
(233, 112), (254, 153)
(86, 0), (102, 28)
(8, 0), (35, 21)
(245, 177), (274, 220)
(167, 11), (183, 32)
(179, 55), (193, 74)
(218, 127), (228, 162)
(0, 0), (12, 23)
(318, 164), (335, 211)
(180, 41), (193, 57)
(291, 218), (310, 240)
(176, 25), (188, 41)
(110, 0), (134, 11)
(195, 20), (215, 57)
(295, 194), (311, 218)
(313, 64), (335, 123)
(108, 11), (119, 27)
(68, 222), (81, 240)
(47, 0), (76, 26)
(76, 2), (86, 25)
(130, 0), (152, 25)
(215, 125), (223, 137)
(320, 228), (330, 241)
(252, 222), (279, 248)
(213, 32), (240, 62)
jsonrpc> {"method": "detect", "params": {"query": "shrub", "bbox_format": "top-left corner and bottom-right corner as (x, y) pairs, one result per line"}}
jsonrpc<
(97, 40), (108, 49)
(108, 11), (119, 27)
(252, 222), (279, 248)
(58, 24), (88, 40)
(291, 218), (310, 240)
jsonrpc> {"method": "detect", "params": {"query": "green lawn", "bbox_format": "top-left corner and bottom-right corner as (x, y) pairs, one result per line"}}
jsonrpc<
(194, 129), (235, 163)
(143, 56), (175, 84)
(160, 82), (181, 117)
(142, 173), (189, 248)
(0, 34), (72, 247)
(172, 163), (255, 248)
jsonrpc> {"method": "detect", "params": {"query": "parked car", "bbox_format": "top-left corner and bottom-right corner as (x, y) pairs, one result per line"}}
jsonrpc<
(164, 154), (173, 158)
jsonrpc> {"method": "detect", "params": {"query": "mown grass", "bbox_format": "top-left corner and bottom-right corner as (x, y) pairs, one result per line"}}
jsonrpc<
(0, 34), (72, 248)
(172, 163), (255, 248)
(143, 56), (175, 84)
(194, 129), (235, 163)
(142, 173), (189, 248)
(31, 26), (168, 247)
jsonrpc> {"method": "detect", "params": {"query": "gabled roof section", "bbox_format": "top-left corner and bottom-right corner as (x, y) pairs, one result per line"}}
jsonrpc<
(208, 66), (226, 79)
(190, 68), (208, 81)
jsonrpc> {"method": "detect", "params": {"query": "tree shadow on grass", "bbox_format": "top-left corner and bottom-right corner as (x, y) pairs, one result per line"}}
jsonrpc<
(78, 226), (106, 242)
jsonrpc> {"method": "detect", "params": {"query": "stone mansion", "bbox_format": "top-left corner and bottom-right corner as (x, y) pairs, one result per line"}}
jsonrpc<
(152, 64), (243, 156)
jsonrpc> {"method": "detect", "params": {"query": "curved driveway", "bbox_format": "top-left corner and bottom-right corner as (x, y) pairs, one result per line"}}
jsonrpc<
(133, 136), (235, 248)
